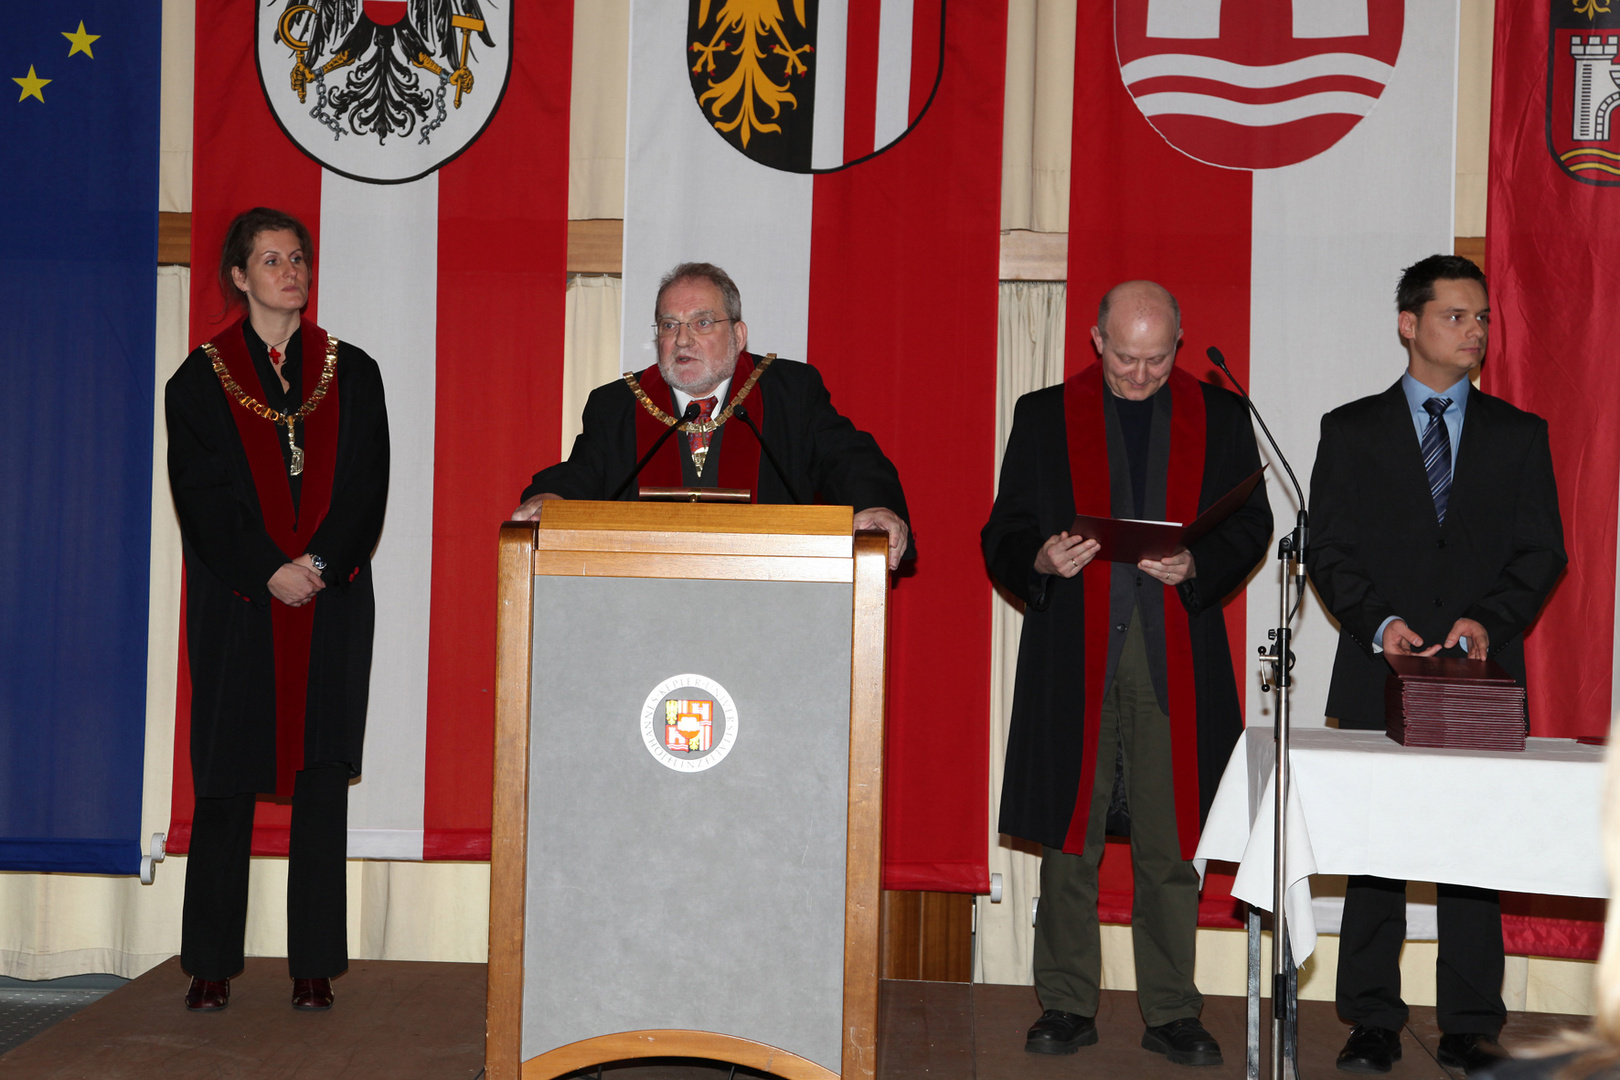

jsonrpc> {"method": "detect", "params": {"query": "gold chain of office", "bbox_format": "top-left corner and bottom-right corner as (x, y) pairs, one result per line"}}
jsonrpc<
(203, 334), (340, 477)
(623, 352), (775, 433)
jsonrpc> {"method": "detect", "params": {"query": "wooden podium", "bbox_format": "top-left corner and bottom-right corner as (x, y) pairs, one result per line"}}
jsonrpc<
(487, 502), (891, 1080)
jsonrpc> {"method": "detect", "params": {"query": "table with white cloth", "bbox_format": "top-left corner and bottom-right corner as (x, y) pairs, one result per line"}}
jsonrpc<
(1192, 726), (1606, 1076)
(1196, 727), (1606, 958)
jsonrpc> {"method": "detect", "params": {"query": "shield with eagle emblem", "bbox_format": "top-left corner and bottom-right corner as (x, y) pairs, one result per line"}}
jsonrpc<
(686, 0), (944, 173)
(256, 0), (511, 184)
(1114, 0), (1403, 171)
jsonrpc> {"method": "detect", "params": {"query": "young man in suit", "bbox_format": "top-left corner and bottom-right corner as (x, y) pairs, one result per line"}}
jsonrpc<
(1307, 255), (1567, 1075)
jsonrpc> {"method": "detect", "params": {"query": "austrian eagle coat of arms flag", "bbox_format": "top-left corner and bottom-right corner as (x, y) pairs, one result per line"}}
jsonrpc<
(257, 0), (510, 182)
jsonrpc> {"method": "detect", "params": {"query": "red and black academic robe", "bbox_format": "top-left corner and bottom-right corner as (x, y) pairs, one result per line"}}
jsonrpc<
(166, 319), (389, 798)
(982, 364), (1271, 857)
(523, 351), (911, 550)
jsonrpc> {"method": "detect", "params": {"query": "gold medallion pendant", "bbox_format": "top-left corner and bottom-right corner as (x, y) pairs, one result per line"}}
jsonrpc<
(205, 334), (339, 477)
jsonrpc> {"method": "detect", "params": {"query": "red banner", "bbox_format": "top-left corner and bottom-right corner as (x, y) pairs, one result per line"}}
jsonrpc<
(809, 1), (1006, 893)
(1485, 0), (1610, 738)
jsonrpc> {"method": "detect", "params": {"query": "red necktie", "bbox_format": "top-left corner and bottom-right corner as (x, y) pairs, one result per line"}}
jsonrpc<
(687, 396), (718, 458)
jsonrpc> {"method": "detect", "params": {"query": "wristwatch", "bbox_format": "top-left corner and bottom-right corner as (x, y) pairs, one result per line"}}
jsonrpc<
(307, 553), (328, 574)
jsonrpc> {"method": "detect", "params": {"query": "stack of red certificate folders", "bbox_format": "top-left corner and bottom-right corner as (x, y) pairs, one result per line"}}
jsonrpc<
(1383, 654), (1527, 751)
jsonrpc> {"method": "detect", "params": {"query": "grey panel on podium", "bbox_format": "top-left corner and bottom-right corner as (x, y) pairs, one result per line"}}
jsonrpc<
(523, 575), (852, 1068)
(487, 503), (889, 1080)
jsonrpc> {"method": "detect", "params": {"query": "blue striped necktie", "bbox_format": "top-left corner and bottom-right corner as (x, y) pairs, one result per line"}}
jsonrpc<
(1421, 396), (1453, 523)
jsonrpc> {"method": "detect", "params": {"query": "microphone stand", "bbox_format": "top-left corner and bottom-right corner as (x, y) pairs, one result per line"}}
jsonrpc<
(732, 404), (805, 504)
(1208, 347), (1307, 1080)
(609, 401), (701, 501)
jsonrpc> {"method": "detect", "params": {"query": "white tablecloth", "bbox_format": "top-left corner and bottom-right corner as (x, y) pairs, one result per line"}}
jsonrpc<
(1192, 727), (1607, 962)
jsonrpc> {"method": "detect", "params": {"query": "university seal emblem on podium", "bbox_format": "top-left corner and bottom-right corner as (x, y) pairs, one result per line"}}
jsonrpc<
(255, 0), (511, 183)
(641, 674), (739, 773)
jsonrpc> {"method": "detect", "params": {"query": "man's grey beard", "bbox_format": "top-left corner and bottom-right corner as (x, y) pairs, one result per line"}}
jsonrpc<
(658, 352), (738, 397)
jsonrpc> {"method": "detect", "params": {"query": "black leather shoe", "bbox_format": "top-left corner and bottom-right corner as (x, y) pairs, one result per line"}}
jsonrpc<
(1437, 1033), (1509, 1075)
(1142, 1017), (1223, 1066)
(1336, 1025), (1402, 1073)
(1024, 1009), (1098, 1054)
(291, 977), (335, 1010)
(184, 977), (229, 1011)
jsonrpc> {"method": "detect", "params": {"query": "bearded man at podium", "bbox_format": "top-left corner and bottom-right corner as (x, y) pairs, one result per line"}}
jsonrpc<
(512, 262), (912, 569)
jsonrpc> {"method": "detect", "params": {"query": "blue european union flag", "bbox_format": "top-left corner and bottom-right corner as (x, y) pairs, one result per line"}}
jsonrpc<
(0, 1), (162, 873)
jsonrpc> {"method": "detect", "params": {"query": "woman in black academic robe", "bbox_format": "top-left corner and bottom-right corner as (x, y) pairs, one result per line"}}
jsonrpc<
(165, 207), (388, 1012)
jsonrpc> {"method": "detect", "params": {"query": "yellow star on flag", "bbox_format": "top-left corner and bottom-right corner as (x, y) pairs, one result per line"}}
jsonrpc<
(14, 66), (50, 103)
(63, 21), (100, 59)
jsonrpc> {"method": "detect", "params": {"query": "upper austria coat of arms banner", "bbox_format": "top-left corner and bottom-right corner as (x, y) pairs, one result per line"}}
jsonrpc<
(257, 0), (511, 184)
(1114, 0), (1403, 171)
(1549, 0), (1620, 186)
(686, 0), (945, 173)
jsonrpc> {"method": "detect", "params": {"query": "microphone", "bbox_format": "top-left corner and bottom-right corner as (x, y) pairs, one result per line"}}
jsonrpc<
(609, 401), (701, 500)
(732, 403), (805, 505)
(1206, 346), (1307, 562)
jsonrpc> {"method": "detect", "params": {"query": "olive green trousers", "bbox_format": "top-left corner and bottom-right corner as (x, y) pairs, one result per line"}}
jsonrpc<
(1032, 619), (1203, 1026)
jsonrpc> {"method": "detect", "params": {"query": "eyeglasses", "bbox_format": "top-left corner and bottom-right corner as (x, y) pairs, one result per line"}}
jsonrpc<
(653, 315), (735, 339)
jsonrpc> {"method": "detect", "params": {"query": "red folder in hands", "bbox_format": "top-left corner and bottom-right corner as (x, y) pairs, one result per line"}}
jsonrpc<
(1070, 466), (1266, 563)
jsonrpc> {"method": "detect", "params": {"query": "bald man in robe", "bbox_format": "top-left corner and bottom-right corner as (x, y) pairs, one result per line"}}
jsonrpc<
(983, 281), (1271, 1065)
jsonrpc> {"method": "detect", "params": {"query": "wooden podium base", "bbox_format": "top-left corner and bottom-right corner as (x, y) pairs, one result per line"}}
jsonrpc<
(523, 1030), (836, 1080)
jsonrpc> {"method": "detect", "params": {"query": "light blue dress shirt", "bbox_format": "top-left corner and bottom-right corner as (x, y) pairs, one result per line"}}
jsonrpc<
(1400, 370), (1470, 475)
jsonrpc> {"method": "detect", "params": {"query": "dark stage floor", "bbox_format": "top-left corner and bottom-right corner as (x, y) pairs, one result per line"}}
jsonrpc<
(0, 959), (1588, 1079)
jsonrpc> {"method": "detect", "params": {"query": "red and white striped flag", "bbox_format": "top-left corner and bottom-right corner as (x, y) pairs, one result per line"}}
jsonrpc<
(624, 0), (1004, 892)
(1069, 0), (1455, 728)
(170, 0), (573, 859)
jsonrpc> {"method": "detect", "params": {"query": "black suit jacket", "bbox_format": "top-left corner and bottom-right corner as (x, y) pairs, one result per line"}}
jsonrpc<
(1307, 380), (1566, 728)
(524, 355), (912, 552)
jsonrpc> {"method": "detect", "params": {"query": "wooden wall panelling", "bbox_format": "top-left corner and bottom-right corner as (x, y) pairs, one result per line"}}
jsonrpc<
(158, 211), (190, 265)
(879, 890), (973, 983)
(152, 215), (1487, 287)
(567, 219), (623, 274)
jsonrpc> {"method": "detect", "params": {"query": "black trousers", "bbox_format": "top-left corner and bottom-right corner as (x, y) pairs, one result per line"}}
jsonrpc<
(1335, 875), (1505, 1036)
(181, 764), (350, 981)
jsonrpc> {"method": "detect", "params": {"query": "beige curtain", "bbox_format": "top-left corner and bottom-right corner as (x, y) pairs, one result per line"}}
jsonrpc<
(561, 275), (625, 456)
(569, 0), (630, 221)
(974, 282), (1068, 984)
(1001, 0), (1076, 233)
(160, 0), (192, 212)
(1456, 0), (1495, 236)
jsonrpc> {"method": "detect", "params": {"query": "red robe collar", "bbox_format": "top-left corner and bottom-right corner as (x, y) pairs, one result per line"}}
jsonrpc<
(1063, 362), (1207, 858)
(209, 317), (340, 795)
(632, 352), (763, 498)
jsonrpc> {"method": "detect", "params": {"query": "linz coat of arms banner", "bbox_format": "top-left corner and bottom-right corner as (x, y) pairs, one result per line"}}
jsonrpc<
(1549, 0), (1620, 186)
(257, 0), (511, 184)
(686, 0), (945, 173)
(1114, 0), (1403, 170)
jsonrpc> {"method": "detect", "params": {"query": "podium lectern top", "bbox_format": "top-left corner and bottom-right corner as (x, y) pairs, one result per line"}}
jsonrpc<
(532, 500), (853, 536)
(523, 502), (860, 582)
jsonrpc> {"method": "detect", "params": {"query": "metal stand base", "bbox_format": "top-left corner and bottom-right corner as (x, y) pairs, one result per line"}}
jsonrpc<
(1246, 905), (1300, 1080)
